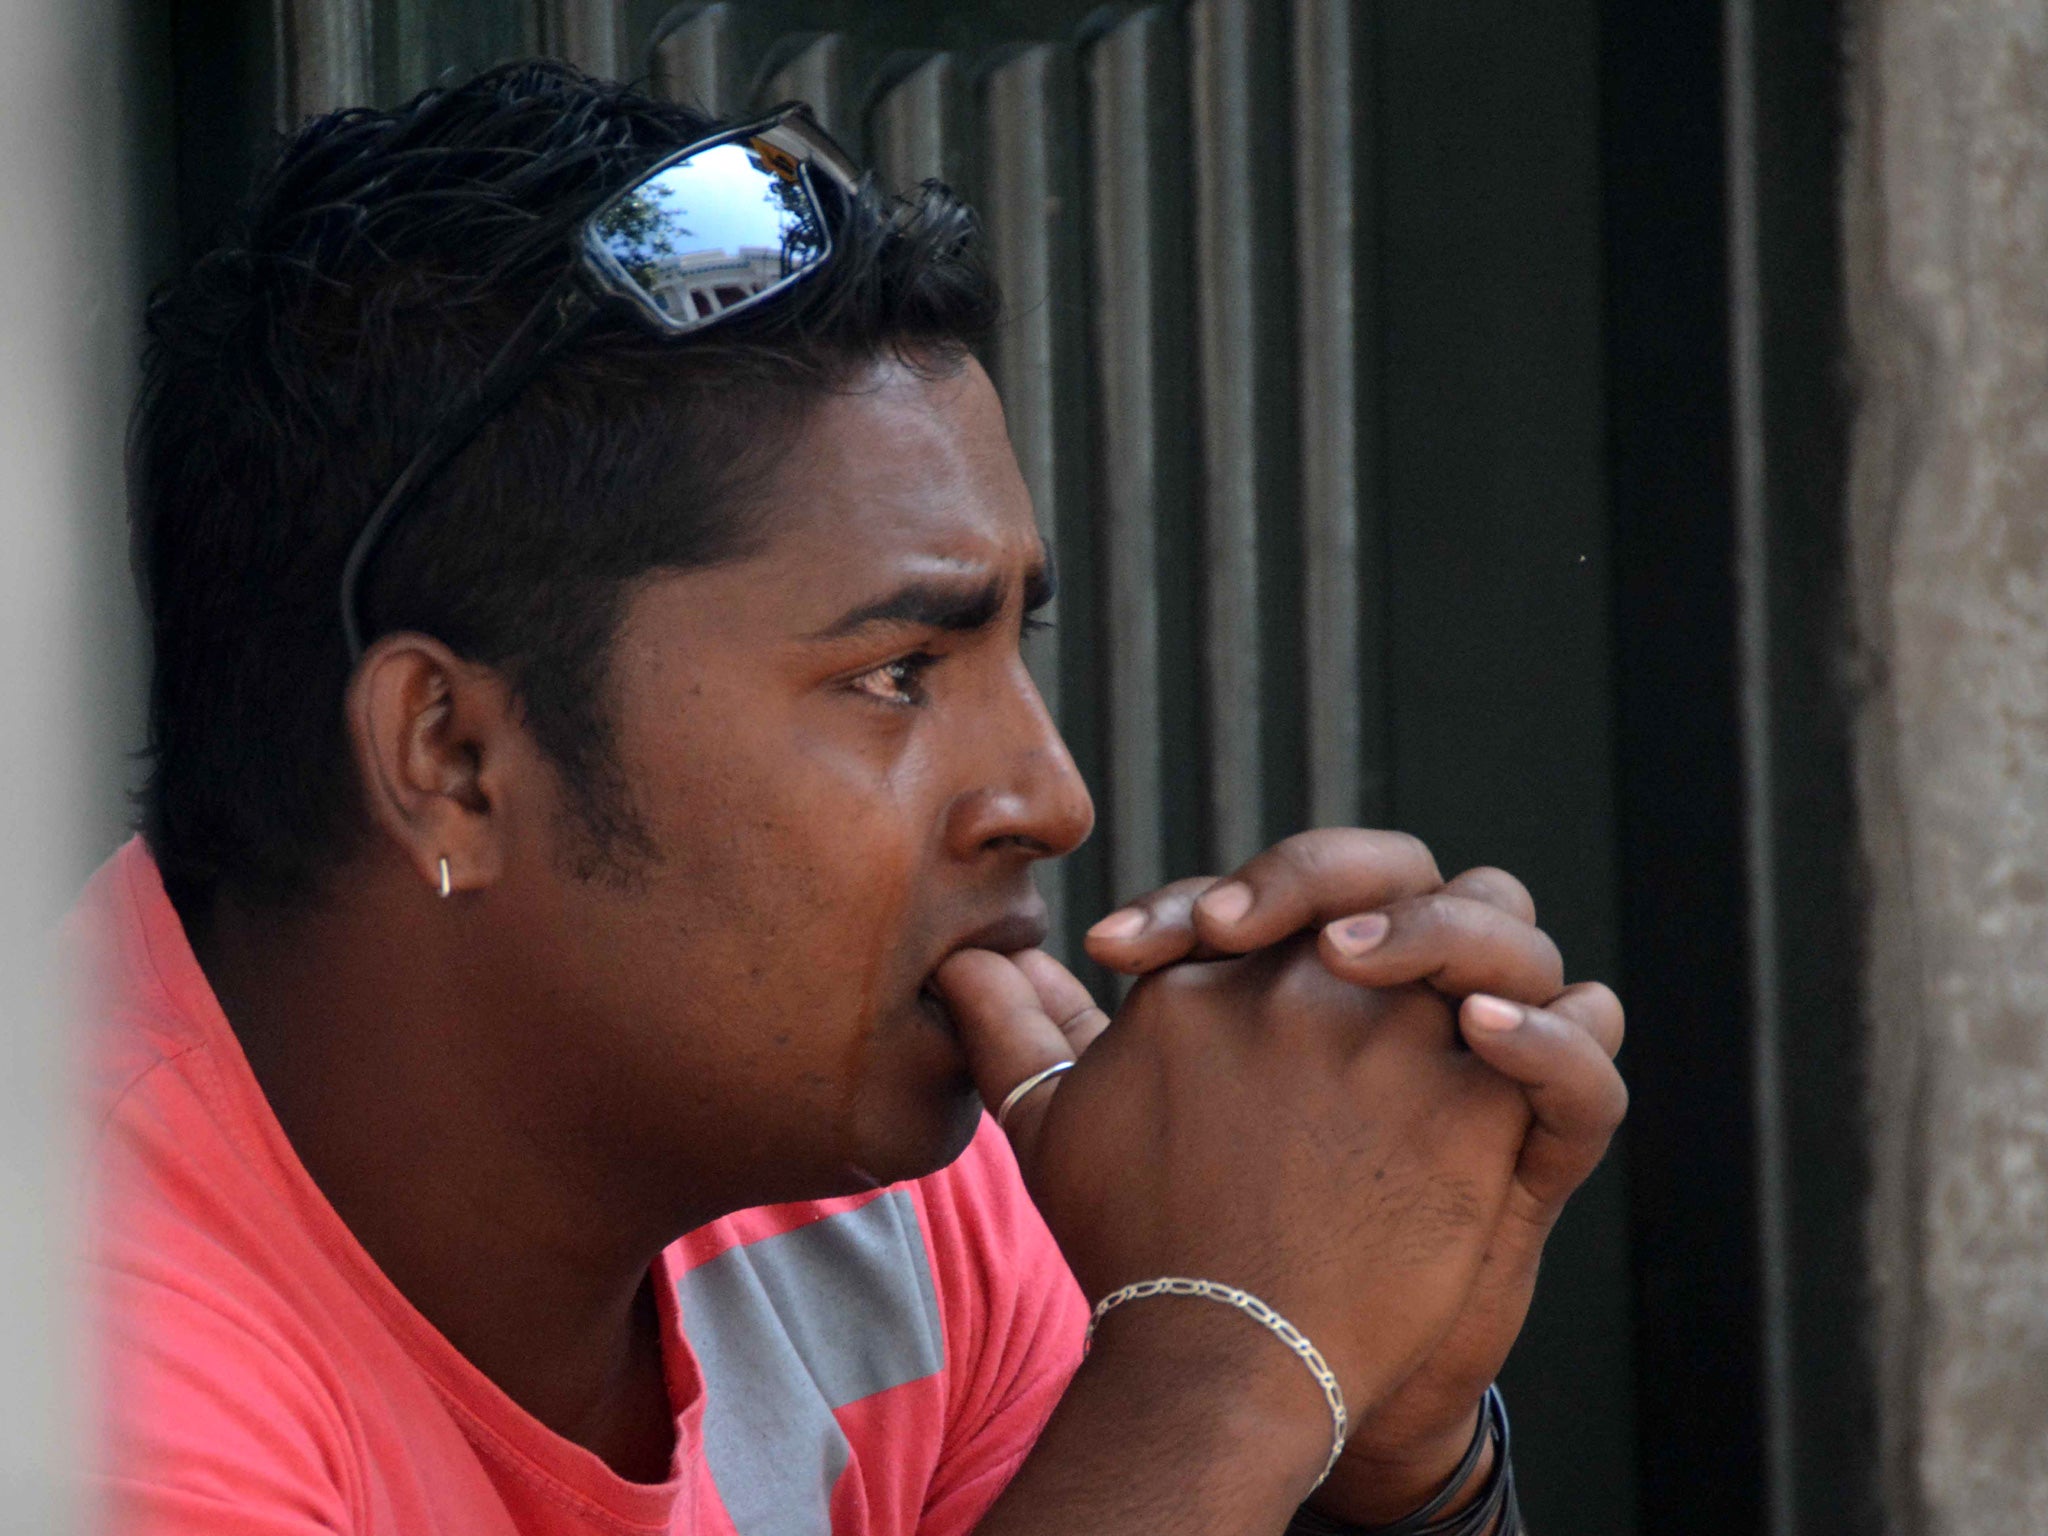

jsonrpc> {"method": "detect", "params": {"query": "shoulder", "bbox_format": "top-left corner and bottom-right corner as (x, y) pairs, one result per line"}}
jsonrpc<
(92, 1074), (365, 1530)
(97, 1258), (360, 1532)
(68, 839), (235, 1144)
(76, 843), (369, 1527)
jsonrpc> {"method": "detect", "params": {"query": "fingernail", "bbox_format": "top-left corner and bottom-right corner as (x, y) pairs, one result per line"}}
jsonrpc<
(1325, 912), (1390, 957)
(1087, 909), (1147, 941)
(1465, 994), (1523, 1032)
(1196, 880), (1253, 925)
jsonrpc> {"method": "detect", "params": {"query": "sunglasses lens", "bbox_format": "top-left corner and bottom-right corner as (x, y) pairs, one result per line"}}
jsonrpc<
(589, 138), (828, 328)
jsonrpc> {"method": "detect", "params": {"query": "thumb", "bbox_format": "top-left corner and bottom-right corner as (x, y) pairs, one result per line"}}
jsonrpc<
(932, 948), (1095, 1169)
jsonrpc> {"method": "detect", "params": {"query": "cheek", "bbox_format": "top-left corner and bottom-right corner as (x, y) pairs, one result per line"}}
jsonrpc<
(643, 708), (930, 915)
(619, 692), (945, 1052)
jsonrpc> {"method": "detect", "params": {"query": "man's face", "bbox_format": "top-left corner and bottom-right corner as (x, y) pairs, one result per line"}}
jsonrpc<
(489, 356), (1092, 1215)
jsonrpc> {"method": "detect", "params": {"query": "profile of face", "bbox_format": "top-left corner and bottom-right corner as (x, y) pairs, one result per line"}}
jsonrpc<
(482, 355), (1093, 1214)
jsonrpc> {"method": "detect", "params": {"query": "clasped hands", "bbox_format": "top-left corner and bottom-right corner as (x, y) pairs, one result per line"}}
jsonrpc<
(934, 830), (1627, 1523)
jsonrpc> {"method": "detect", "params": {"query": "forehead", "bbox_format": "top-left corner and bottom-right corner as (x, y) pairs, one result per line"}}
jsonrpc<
(615, 356), (1044, 658)
(756, 355), (1040, 568)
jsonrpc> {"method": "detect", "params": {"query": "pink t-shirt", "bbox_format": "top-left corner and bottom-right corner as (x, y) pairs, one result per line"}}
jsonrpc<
(83, 839), (1086, 1536)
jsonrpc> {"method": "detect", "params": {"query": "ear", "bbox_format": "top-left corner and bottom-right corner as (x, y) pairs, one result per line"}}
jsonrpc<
(342, 634), (525, 900)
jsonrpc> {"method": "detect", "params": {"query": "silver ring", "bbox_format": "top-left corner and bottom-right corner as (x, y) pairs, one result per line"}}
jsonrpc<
(995, 1060), (1074, 1128)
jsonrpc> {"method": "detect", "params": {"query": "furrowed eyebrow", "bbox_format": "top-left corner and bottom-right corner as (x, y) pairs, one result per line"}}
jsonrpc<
(808, 546), (1058, 643)
(808, 575), (1009, 641)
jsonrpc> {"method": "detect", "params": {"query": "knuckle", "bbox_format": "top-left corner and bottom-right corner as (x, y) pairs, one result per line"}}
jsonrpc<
(1115, 875), (1200, 916)
(1280, 826), (1379, 877)
(1381, 890), (1455, 948)
(1567, 980), (1626, 1036)
(1288, 826), (1352, 858)
(1407, 893), (1560, 978)
(1460, 865), (1538, 921)
(1271, 942), (1328, 996)
(1384, 829), (1443, 885)
(1056, 997), (1108, 1034)
(1255, 827), (1443, 904)
(1436, 890), (1495, 935)
(1396, 889), (1450, 927)
(1268, 941), (1349, 1017)
(1128, 959), (1209, 1012)
(1269, 828), (1339, 884)
(1160, 875), (1219, 908)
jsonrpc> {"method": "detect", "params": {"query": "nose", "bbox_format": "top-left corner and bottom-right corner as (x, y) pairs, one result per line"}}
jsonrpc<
(943, 655), (1095, 863)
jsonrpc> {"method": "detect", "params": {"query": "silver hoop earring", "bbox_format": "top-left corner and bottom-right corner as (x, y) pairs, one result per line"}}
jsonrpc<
(436, 857), (452, 900)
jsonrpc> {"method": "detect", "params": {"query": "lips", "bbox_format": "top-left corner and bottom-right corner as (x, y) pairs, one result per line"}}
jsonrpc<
(947, 905), (1052, 958)
(914, 900), (1052, 1037)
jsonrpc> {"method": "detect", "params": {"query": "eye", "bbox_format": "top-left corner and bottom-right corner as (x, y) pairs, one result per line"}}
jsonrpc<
(848, 651), (939, 707)
(1021, 614), (1054, 637)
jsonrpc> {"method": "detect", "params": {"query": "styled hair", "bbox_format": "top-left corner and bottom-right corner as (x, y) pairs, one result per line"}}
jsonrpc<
(132, 61), (999, 912)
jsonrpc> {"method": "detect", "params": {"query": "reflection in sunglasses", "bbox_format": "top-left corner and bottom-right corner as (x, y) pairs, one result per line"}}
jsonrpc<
(589, 143), (826, 324)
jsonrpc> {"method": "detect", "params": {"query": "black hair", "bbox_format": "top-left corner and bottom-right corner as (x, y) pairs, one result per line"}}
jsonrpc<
(132, 60), (999, 913)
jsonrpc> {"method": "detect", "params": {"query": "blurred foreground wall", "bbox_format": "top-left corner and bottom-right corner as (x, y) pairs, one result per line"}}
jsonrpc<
(1845, 0), (2048, 1528)
(0, 4), (83, 1516)
(0, 0), (161, 1528)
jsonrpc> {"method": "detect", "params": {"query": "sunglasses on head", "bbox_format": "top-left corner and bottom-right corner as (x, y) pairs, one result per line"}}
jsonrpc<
(338, 103), (862, 660)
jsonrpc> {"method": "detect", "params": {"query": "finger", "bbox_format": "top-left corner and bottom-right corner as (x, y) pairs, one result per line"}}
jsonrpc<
(1457, 993), (1630, 1210)
(931, 949), (1079, 1166)
(1011, 948), (1113, 1055)
(1440, 865), (1537, 925)
(1083, 877), (1220, 974)
(1089, 858), (1533, 980)
(1317, 893), (1564, 1004)
(1186, 829), (1445, 954)
(1548, 979), (1625, 1059)
(1092, 859), (1533, 978)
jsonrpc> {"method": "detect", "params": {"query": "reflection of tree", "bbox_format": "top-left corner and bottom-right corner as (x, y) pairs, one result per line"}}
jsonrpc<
(591, 183), (694, 292)
(762, 169), (825, 275)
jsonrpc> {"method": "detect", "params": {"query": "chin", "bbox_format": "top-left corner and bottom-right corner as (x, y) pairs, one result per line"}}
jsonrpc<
(923, 1082), (987, 1169)
(843, 1071), (985, 1190)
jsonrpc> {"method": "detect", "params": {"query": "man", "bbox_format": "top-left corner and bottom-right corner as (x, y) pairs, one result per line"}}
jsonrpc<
(88, 62), (1626, 1536)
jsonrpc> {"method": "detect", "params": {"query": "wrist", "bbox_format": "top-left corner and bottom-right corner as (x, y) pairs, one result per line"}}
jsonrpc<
(1308, 1404), (1489, 1526)
(1083, 1288), (1337, 1497)
(975, 1318), (1328, 1536)
(1293, 1387), (1518, 1536)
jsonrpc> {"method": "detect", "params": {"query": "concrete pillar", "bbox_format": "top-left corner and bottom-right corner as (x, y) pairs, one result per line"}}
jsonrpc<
(1844, 1), (2048, 1528)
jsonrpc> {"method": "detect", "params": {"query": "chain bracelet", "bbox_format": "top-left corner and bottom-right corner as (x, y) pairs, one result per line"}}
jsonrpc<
(1086, 1277), (1349, 1493)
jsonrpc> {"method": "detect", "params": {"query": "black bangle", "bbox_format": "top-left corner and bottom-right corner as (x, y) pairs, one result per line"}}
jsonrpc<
(1437, 1388), (1513, 1536)
(1287, 1386), (1518, 1536)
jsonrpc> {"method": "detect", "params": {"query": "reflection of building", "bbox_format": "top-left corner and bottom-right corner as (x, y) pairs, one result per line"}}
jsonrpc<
(646, 246), (784, 323)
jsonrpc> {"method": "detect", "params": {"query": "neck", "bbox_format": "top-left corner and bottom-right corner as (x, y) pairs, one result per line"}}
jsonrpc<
(188, 865), (682, 1481)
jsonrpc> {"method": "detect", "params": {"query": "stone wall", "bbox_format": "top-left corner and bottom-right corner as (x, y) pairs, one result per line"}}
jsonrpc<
(1843, 1), (2048, 1528)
